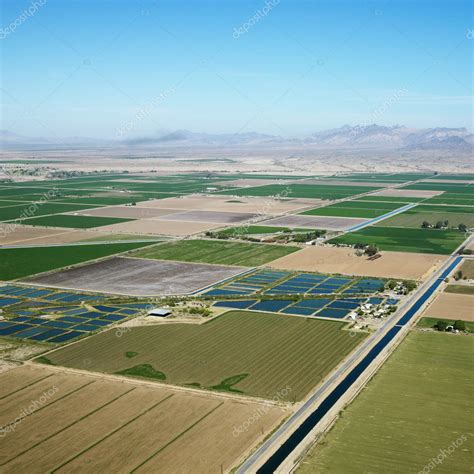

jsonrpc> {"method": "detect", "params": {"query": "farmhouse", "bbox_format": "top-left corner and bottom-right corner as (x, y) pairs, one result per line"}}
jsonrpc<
(147, 308), (172, 317)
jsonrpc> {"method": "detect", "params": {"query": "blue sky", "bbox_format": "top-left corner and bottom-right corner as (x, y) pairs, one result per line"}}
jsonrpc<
(1, 0), (472, 138)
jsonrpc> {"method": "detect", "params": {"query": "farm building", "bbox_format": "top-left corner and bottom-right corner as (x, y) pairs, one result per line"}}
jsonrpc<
(147, 308), (172, 317)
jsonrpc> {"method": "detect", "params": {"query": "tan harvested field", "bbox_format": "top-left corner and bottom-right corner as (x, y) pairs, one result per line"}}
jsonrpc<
(458, 259), (474, 278)
(136, 194), (322, 213)
(98, 218), (221, 236)
(70, 206), (180, 219)
(267, 246), (447, 280)
(0, 365), (287, 473)
(214, 178), (283, 187)
(371, 188), (444, 198)
(0, 225), (113, 245)
(421, 292), (474, 321)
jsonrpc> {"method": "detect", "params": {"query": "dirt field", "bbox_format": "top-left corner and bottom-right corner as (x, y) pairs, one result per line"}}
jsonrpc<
(71, 206), (180, 219)
(0, 365), (287, 473)
(136, 194), (322, 213)
(267, 246), (447, 280)
(0, 225), (128, 246)
(370, 188), (444, 198)
(421, 292), (474, 321)
(158, 210), (261, 224)
(24, 256), (246, 295)
(259, 215), (368, 231)
(98, 218), (221, 236)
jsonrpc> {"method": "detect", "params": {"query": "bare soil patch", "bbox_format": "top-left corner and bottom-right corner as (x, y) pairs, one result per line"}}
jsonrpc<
(70, 206), (180, 219)
(157, 209), (261, 224)
(137, 194), (323, 214)
(267, 246), (447, 280)
(421, 292), (474, 321)
(0, 225), (115, 246)
(24, 256), (246, 295)
(98, 218), (220, 236)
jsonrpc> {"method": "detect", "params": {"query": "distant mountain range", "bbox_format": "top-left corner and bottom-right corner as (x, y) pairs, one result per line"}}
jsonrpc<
(1, 125), (473, 152)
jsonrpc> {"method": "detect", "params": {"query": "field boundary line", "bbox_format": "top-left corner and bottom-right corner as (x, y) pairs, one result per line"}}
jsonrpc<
(1, 386), (137, 466)
(50, 393), (175, 473)
(0, 372), (54, 400)
(130, 401), (225, 473)
(0, 380), (95, 431)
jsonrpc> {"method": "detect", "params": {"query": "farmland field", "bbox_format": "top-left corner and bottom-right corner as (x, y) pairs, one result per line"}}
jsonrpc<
(420, 292), (474, 321)
(301, 200), (404, 218)
(457, 259), (474, 278)
(19, 214), (134, 229)
(417, 317), (474, 332)
(329, 226), (466, 254)
(445, 284), (474, 295)
(133, 239), (300, 266)
(0, 365), (286, 473)
(298, 331), (474, 474)
(218, 183), (380, 200)
(0, 241), (156, 280)
(0, 202), (104, 222)
(377, 205), (474, 228)
(43, 310), (366, 401)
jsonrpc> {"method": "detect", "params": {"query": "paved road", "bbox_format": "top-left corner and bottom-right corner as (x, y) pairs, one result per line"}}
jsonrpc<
(238, 236), (471, 474)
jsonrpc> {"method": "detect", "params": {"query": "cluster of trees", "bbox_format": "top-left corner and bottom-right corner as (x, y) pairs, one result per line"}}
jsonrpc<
(421, 220), (468, 232)
(436, 320), (466, 332)
(353, 243), (379, 256)
(205, 229), (326, 243)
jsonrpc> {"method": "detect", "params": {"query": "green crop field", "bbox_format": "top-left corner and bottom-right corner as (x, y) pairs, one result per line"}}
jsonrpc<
(218, 183), (380, 200)
(301, 200), (404, 218)
(354, 196), (426, 203)
(329, 226), (466, 254)
(20, 214), (134, 229)
(422, 194), (474, 206)
(298, 331), (474, 474)
(0, 202), (101, 222)
(377, 205), (474, 228)
(42, 310), (366, 400)
(133, 239), (300, 266)
(0, 241), (156, 280)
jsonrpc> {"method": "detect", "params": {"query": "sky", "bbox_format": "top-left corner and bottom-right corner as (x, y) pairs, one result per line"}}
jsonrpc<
(0, 0), (472, 139)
